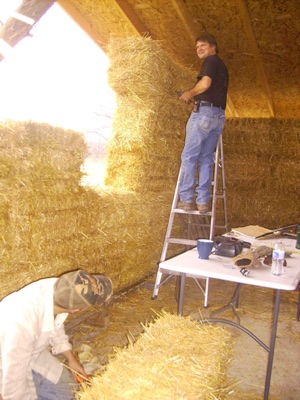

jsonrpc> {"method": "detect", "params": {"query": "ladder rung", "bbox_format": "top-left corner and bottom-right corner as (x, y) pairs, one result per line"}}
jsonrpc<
(167, 238), (197, 246)
(173, 208), (212, 216)
(179, 223), (227, 230)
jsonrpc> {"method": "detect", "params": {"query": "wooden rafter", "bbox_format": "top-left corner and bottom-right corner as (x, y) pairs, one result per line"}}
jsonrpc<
(170, 0), (238, 117)
(225, 96), (238, 118)
(114, 0), (154, 38)
(0, 0), (54, 61)
(237, 0), (275, 117)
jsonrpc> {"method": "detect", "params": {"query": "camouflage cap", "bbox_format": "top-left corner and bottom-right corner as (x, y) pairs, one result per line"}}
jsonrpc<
(54, 270), (113, 310)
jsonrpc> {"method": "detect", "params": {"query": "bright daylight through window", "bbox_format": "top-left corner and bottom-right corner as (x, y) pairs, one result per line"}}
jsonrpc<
(0, 0), (116, 187)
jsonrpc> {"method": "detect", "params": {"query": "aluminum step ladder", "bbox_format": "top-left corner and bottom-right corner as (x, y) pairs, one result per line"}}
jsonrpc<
(151, 135), (228, 309)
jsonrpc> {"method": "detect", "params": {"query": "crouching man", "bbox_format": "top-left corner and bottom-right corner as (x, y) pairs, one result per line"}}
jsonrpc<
(0, 270), (113, 400)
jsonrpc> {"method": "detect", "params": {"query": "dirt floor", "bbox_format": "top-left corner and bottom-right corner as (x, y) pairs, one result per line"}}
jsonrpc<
(66, 274), (300, 400)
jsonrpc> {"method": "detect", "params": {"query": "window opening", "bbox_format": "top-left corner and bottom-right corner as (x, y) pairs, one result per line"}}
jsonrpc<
(0, 1), (116, 187)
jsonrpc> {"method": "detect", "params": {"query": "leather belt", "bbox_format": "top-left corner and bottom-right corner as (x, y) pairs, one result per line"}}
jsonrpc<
(199, 101), (225, 110)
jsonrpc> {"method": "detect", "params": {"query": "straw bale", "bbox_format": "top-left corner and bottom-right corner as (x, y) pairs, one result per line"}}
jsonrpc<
(105, 36), (193, 192)
(76, 311), (233, 400)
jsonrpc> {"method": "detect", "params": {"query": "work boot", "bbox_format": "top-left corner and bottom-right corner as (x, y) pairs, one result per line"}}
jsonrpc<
(177, 201), (194, 211)
(197, 203), (209, 213)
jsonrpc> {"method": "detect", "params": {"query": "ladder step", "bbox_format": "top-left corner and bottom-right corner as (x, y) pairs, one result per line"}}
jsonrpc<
(186, 223), (227, 229)
(167, 238), (197, 246)
(214, 224), (228, 229)
(173, 208), (212, 216)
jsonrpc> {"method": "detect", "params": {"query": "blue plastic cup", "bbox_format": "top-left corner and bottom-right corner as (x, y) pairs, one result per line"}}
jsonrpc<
(197, 239), (214, 259)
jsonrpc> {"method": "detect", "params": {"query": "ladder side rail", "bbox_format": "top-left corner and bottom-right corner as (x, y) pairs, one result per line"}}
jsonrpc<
(170, 167), (182, 210)
(153, 135), (227, 307)
(219, 136), (229, 232)
(160, 167), (182, 262)
(209, 136), (221, 239)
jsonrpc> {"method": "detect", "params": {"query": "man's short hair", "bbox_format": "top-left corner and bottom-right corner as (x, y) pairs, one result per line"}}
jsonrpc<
(54, 270), (113, 309)
(196, 34), (219, 54)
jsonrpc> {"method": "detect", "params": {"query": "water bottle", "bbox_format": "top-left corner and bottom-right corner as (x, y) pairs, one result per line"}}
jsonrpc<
(271, 241), (285, 276)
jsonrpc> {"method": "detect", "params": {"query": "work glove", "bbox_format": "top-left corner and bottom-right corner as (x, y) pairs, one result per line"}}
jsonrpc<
(233, 246), (273, 268)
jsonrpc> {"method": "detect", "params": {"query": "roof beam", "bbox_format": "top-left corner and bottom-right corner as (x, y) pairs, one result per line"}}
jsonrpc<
(0, 0), (54, 61)
(114, 0), (154, 38)
(171, 0), (238, 117)
(237, 0), (275, 117)
(226, 96), (238, 118)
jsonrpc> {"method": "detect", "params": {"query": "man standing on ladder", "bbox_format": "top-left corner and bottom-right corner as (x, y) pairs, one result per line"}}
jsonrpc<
(177, 34), (229, 214)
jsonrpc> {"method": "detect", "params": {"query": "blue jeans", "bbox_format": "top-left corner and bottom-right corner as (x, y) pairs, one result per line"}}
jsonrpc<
(179, 105), (225, 205)
(32, 367), (79, 400)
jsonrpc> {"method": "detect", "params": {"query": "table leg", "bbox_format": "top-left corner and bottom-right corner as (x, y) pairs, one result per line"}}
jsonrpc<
(151, 269), (163, 299)
(210, 283), (243, 324)
(178, 273), (186, 316)
(264, 289), (281, 400)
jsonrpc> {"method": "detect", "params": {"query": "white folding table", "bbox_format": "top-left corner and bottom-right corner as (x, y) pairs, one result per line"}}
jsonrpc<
(156, 236), (300, 400)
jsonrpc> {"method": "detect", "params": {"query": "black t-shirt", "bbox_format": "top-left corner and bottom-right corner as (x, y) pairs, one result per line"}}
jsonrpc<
(194, 54), (229, 110)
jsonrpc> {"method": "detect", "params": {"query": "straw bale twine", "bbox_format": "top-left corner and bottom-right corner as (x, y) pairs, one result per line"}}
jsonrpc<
(76, 311), (233, 400)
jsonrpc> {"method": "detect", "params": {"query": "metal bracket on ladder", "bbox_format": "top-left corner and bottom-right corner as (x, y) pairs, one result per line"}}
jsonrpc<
(151, 135), (228, 309)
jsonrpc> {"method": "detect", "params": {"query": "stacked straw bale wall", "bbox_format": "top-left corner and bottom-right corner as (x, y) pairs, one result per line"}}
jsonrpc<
(0, 120), (169, 298)
(105, 36), (194, 193)
(223, 118), (299, 228)
(0, 37), (299, 299)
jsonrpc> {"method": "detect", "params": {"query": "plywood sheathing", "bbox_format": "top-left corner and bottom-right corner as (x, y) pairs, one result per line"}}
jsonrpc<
(67, 0), (138, 49)
(185, 0), (300, 118)
(245, 0), (300, 118)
